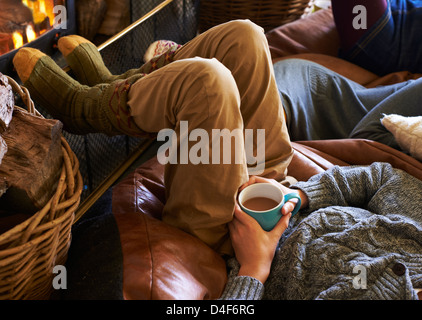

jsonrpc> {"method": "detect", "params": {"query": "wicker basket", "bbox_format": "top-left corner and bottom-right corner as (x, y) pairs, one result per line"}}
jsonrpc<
(0, 76), (83, 300)
(198, 0), (312, 32)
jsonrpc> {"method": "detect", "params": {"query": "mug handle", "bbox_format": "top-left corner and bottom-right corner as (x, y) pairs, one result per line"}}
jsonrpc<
(283, 193), (302, 217)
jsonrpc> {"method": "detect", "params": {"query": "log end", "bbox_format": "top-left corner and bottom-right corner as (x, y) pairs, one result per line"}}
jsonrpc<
(0, 72), (14, 132)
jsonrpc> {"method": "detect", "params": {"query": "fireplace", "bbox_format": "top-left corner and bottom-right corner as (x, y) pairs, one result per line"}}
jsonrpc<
(0, 0), (201, 221)
(0, 0), (76, 78)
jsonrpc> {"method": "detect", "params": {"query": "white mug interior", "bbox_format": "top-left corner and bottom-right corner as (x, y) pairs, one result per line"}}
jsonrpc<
(239, 183), (283, 212)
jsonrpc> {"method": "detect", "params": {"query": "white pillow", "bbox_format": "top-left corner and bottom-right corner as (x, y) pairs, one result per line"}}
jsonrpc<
(381, 114), (422, 161)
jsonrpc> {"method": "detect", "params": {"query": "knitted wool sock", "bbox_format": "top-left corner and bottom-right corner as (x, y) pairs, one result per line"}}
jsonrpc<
(58, 35), (181, 86)
(13, 47), (146, 136)
(58, 35), (113, 86)
(143, 40), (181, 62)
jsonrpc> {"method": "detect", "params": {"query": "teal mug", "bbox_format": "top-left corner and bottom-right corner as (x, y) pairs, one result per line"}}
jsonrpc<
(238, 183), (301, 231)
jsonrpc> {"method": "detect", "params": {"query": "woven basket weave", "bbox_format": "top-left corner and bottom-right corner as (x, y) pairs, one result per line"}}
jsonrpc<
(0, 76), (83, 300)
(198, 0), (311, 32)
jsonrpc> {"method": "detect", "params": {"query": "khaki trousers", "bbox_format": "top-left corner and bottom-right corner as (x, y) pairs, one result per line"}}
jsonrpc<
(127, 20), (293, 255)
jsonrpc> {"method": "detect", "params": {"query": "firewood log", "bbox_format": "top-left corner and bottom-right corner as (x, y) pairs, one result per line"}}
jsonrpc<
(0, 73), (14, 132)
(0, 72), (13, 174)
(0, 0), (33, 34)
(0, 32), (11, 55)
(0, 135), (6, 196)
(0, 108), (63, 214)
(0, 135), (6, 165)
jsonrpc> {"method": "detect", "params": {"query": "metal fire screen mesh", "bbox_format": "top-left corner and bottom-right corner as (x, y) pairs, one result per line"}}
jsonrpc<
(31, 0), (200, 203)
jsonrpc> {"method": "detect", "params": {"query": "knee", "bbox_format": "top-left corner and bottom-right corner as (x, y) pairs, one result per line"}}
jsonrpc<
(273, 58), (326, 79)
(225, 19), (265, 38)
(171, 58), (241, 120)
(190, 58), (240, 103)
(224, 20), (266, 47)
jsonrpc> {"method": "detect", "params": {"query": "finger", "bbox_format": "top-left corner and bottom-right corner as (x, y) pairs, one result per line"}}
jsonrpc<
(250, 176), (272, 184)
(281, 200), (297, 215)
(239, 176), (258, 191)
(233, 203), (257, 225)
(270, 212), (291, 238)
(233, 203), (244, 217)
(229, 207), (242, 231)
(239, 175), (278, 191)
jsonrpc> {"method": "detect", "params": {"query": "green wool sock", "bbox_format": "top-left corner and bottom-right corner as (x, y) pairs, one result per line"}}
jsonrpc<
(58, 35), (114, 86)
(59, 35), (181, 86)
(13, 47), (146, 136)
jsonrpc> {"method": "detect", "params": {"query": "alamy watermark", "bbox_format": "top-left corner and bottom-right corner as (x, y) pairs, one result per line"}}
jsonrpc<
(157, 121), (266, 175)
(353, 265), (368, 290)
(52, 265), (67, 290)
(353, 5), (368, 30)
(53, 5), (67, 29)
(51, 263), (369, 291)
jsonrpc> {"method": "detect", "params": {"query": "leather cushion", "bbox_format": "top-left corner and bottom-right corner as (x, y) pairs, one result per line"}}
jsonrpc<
(112, 157), (227, 300)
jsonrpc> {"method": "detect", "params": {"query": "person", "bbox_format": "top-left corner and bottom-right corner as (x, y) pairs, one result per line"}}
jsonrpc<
(222, 162), (422, 299)
(272, 58), (422, 147)
(331, 0), (422, 76)
(272, 0), (422, 146)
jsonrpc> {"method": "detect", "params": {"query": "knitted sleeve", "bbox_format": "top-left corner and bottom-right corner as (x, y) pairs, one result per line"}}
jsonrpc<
(219, 276), (264, 300)
(292, 162), (419, 216)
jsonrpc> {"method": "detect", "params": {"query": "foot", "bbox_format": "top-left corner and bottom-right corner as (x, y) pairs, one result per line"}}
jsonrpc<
(13, 47), (91, 133)
(58, 35), (113, 86)
(59, 35), (182, 86)
(13, 47), (147, 136)
(143, 40), (181, 62)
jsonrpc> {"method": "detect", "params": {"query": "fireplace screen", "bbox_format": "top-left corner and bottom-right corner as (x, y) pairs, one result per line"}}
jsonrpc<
(0, 0), (199, 216)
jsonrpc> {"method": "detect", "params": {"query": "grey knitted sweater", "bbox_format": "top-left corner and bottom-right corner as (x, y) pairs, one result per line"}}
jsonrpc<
(221, 162), (422, 300)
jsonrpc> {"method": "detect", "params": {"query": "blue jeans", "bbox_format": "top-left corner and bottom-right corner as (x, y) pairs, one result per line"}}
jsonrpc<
(274, 58), (422, 150)
(339, 0), (422, 75)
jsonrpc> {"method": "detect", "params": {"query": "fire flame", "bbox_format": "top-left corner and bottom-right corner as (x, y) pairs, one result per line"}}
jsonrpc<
(0, 0), (65, 55)
(12, 25), (38, 50)
(12, 0), (59, 50)
(12, 32), (24, 50)
(26, 25), (37, 43)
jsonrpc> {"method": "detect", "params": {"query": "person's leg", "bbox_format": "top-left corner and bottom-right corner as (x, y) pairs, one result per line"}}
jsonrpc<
(334, 0), (422, 75)
(273, 58), (419, 146)
(126, 21), (295, 253)
(349, 77), (422, 148)
(57, 35), (181, 86)
(59, 21), (293, 179)
(173, 20), (293, 180)
(13, 48), (147, 136)
(14, 20), (293, 254)
(331, 0), (387, 51)
(127, 58), (249, 255)
(13, 47), (248, 255)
